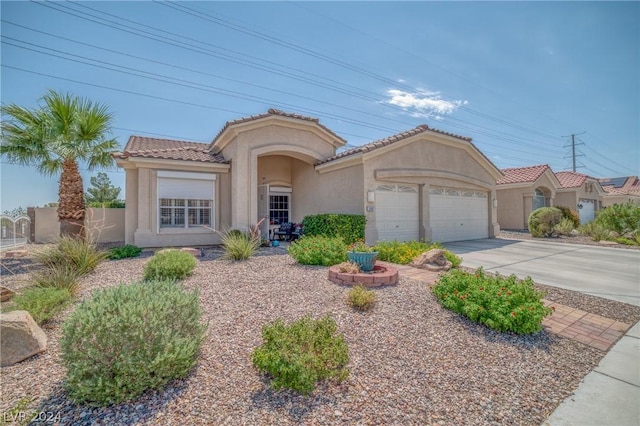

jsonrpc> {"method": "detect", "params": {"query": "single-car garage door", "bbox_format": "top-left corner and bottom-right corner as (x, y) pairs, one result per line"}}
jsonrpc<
(430, 187), (488, 242)
(578, 199), (595, 224)
(375, 183), (419, 242)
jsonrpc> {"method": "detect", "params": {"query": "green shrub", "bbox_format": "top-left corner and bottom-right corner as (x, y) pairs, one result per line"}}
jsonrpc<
(346, 285), (376, 311)
(301, 214), (365, 245)
(554, 217), (576, 236)
(108, 244), (143, 260)
(219, 228), (261, 261)
(252, 314), (349, 395)
(13, 287), (72, 324)
(555, 206), (580, 228)
(288, 236), (347, 266)
(87, 200), (125, 208)
(594, 202), (640, 235)
(34, 236), (108, 276)
(443, 250), (463, 268)
(60, 280), (207, 406)
(432, 268), (552, 335)
(373, 240), (431, 264)
(143, 249), (197, 281)
(528, 207), (563, 237)
(579, 222), (611, 242)
(372, 241), (462, 267)
(30, 263), (83, 296)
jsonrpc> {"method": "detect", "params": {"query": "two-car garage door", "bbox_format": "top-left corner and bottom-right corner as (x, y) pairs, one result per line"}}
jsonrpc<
(375, 184), (489, 243)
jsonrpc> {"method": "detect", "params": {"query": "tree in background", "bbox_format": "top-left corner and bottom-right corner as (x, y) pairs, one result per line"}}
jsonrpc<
(85, 172), (122, 207)
(1, 207), (27, 218)
(0, 90), (118, 237)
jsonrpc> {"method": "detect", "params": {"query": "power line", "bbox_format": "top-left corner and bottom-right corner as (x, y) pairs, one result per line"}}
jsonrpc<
(30, 1), (567, 149)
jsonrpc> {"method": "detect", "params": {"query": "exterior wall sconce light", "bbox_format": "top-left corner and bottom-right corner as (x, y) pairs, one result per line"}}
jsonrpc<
(367, 190), (375, 203)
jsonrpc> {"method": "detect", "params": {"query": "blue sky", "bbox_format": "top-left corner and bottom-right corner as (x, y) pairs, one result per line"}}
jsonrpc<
(1, 1), (638, 212)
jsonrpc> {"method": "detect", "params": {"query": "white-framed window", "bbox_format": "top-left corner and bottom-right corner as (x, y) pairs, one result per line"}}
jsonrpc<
(533, 188), (548, 210)
(269, 187), (291, 225)
(157, 171), (215, 230)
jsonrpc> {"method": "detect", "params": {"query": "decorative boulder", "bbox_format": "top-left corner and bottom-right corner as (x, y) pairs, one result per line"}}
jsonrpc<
(1, 310), (47, 367)
(410, 249), (453, 272)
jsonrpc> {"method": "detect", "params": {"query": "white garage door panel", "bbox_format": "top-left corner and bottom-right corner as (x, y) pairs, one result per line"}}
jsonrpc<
(578, 199), (595, 224)
(376, 184), (419, 242)
(430, 188), (488, 242)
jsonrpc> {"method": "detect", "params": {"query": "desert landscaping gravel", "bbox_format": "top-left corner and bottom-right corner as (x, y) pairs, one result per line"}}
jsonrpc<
(1, 247), (639, 425)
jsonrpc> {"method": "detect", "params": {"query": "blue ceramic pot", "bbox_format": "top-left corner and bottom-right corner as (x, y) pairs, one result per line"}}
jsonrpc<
(347, 251), (378, 272)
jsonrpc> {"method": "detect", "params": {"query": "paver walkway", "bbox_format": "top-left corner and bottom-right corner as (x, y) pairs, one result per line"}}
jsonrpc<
(394, 264), (633, 351)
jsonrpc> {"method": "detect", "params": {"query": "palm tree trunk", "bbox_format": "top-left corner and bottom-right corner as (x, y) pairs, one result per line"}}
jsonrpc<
(58, 158), (85, 238)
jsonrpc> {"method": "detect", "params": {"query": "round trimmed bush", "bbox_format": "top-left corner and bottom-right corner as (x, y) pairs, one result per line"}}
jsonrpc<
(528, 207), (563, 237)
(143, 249), (197, 281)
(60, 280), (207, 406)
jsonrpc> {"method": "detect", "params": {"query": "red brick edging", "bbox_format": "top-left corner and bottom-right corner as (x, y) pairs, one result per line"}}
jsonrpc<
(328, 262), (399, 287)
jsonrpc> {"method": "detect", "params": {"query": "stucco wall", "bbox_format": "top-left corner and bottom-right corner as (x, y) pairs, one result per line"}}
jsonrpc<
(257, 155), (292, 187)
(497, 187), (528, 230)
(497, 172), (559, 230)
(33, 207), (125, 243)
(602, 195), (640, 207)
(359, 137), (500, 243)
(295, 162), (364, 221)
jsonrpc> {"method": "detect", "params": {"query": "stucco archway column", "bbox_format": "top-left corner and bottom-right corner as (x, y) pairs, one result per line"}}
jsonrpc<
(523, 193), (533, 229)
(231, 145), (251, 231)
(421, 183), (430, 242)
(490, 189), (500, 237)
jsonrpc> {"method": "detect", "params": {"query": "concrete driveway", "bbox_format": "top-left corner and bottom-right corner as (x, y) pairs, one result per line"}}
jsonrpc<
(443, 238), (640, 306)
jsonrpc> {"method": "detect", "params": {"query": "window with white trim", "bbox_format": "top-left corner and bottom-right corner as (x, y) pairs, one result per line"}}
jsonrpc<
(269, 194), (289, 225)
(157, 171), (215, 229)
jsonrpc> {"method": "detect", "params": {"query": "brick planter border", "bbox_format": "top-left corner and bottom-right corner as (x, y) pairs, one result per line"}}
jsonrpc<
(328, 262), (399, 287)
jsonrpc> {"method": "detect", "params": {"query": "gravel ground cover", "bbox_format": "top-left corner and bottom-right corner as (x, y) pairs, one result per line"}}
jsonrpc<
(1, 248), (638, 425)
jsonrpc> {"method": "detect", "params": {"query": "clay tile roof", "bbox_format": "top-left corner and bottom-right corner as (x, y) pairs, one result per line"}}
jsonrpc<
(113, 136), (227, 163)
(600, 176), (640, 195)
(555, 171), (588, 188)
(497, 164), (551, 185)
(316, 124), (473, 166)
(211, 108), (347, 146)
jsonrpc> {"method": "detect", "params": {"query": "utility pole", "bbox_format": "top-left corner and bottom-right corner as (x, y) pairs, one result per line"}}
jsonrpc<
(562, 132), (585, 172)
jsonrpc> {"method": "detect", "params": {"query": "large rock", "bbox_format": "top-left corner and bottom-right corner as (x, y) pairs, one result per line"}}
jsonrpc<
(410, 249), (453, 272)
(1, 310), (47, 367)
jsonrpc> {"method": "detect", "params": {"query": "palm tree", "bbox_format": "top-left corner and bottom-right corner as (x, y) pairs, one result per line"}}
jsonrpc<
(1, 90), (118, 237)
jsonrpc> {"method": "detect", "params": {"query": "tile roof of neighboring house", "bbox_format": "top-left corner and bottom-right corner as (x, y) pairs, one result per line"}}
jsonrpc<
(211, 108), (347, 147)
(555, 171), (589, 188)
(496, 164), (551, 185)
(599, 176), (640, 195)
(114, 136), (227, 163)
(316, 124), (474, 166)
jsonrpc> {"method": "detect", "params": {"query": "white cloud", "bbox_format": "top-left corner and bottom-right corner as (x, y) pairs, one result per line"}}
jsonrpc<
(385, 89), (466, 117)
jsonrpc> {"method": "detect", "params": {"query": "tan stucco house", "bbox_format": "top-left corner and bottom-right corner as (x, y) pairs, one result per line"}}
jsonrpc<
(555, 171), (604, 223)
(114, 109), (502, 248)
(496, 165), (561, 230)
(496, 165), (604, 229)
(599, 176), (640, 207)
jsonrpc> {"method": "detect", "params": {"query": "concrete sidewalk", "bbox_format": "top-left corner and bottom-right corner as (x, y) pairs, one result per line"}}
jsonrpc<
(543, 321), (640, 426)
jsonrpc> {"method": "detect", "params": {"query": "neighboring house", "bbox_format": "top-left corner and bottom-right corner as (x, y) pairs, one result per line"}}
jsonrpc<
(113, 109), (502, 247)
(555, 171), (604, 224)
(496, 165), (605, 229)
(599, 176), (640, 207)
(496, 164), (561, 230)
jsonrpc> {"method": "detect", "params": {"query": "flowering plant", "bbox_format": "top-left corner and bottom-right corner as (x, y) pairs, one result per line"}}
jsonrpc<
(432, 267), (552, 334)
